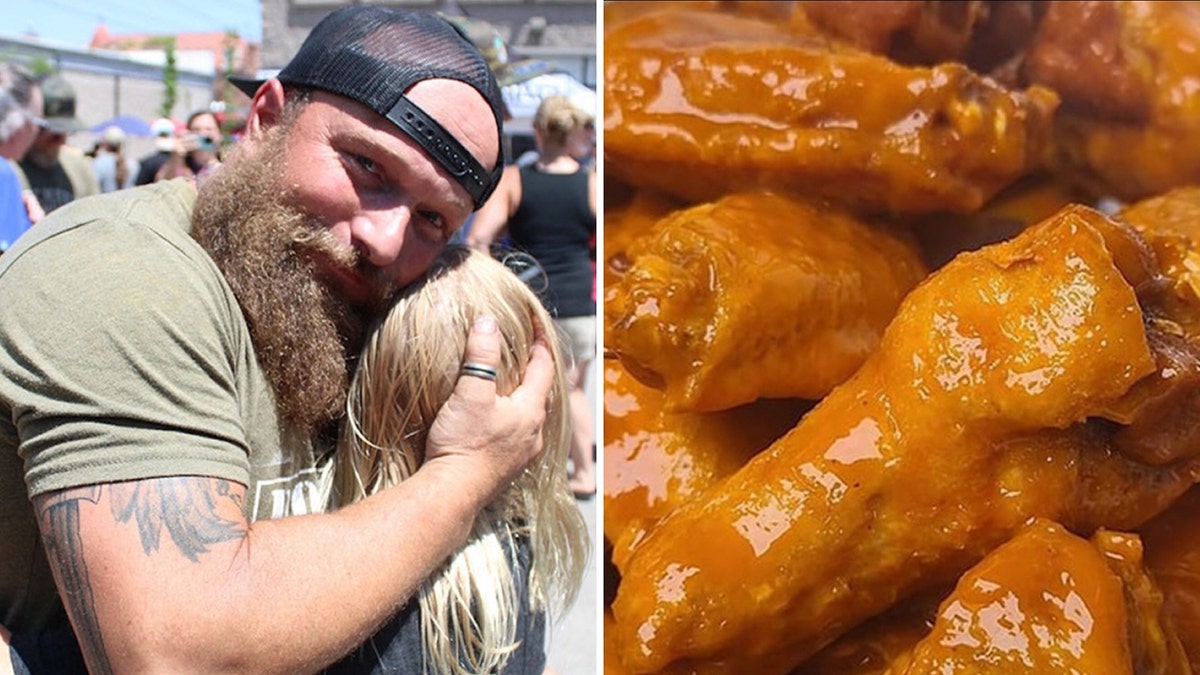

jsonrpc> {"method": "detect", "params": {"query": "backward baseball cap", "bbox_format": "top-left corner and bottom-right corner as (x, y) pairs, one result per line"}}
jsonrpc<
(229, 6), (505, 209)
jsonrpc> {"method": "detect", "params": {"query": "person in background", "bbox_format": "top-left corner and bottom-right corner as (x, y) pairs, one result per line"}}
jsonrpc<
(0, 7), (545, 674)
(515, 105), (594, 170)
(468, 94), (598, 499)
(0, 62), (44, 251)
(566, 106), (597, 312)
(15, 75), (98, 215)
(324, 245), (589, 674)
(155, 109), (224, 182)
(134, 116), (178, 185)
(567, 107), (595, 169)
(91, 125), (139, 193)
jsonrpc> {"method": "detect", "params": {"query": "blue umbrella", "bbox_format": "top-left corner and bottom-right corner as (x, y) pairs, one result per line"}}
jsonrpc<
(89, 114), (153, 138)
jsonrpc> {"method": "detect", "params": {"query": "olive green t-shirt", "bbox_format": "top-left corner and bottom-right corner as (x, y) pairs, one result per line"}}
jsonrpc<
(0, 180), (323, 633)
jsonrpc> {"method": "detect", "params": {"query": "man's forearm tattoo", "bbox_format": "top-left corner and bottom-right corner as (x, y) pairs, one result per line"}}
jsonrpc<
(39, 478), (247, 673)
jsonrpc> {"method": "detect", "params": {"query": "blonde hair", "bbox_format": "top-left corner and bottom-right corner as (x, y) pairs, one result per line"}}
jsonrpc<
(533, 95), (583, 148)
(328, 245), (589, 674)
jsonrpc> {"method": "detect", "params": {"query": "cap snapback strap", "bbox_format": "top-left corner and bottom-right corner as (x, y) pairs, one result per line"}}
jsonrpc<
(386, 95), (501, 209)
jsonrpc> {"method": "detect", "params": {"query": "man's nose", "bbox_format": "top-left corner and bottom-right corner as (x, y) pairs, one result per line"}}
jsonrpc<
(349, 207), (410, 267)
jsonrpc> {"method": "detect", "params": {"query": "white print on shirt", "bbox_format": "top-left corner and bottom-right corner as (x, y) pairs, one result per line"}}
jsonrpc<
(251, 467), (324, 522)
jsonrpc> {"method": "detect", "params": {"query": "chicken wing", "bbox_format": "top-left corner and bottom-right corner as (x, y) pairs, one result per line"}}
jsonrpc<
(604, 191), (927, 413)
(887, 520), (1191, 673)
(1025, 1), (1200, 200)
(1097, 187), (1200, 466)
(605, 611), (632, 675)
(610, 205), (1200, 674)
(603, 188), (682, 292)
(604, 1), (802, 36)
(604, 7), (1059, 214)
(798, 1), (988, 65)
(605, 609), (803, 675)
(797, 1), (1048, 83)
(1140, 486), (1200, 672)
(794, 592), (939, 675)
(602, 358), (805, 550)
(1117, 186), (1200, 337)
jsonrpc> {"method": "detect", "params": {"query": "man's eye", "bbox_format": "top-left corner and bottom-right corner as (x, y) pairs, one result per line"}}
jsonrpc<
(355, 154), (380, 175)
(419, 210), (445, 230)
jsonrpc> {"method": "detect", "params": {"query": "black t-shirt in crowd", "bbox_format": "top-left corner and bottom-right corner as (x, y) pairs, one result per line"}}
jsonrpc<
(17, 160), (75, 215)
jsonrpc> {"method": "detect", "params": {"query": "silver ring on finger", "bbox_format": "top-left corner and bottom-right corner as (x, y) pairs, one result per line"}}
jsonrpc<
(461, 362), (499, 382)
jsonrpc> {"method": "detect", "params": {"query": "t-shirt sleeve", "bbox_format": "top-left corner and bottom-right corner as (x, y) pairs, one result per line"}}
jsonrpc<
(0, 165), (31, 251)
(0, 216), (254, 496)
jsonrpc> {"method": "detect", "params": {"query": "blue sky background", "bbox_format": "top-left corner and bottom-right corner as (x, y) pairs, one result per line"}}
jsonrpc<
(4, 0), (263, 47)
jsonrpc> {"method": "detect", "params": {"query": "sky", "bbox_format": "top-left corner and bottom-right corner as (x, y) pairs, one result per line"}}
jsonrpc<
(3, 0), (262, 47)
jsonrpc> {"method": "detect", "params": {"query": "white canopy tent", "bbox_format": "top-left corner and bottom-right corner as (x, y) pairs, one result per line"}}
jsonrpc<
(502, 71), (597, 135)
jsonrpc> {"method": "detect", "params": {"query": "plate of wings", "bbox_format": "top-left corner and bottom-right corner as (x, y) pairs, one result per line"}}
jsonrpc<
(601, 1), (1200, 672)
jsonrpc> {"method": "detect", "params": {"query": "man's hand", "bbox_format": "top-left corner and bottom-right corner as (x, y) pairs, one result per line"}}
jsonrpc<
(21, 190), (43, 225)
(424, 315), (556, 505)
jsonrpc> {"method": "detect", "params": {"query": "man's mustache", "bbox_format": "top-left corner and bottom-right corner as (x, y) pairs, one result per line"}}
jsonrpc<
(292, 225), (395, 312)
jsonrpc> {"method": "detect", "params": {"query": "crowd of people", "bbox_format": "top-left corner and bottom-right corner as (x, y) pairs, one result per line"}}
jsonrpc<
(0, 70), (235, 250)
(0, 5), (597, 674)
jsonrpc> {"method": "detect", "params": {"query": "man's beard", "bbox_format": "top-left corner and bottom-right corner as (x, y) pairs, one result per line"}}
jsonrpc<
(190, 126), (393, 436)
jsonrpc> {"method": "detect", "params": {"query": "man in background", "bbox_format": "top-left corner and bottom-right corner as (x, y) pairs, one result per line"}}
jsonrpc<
(15, 75), (98, 214)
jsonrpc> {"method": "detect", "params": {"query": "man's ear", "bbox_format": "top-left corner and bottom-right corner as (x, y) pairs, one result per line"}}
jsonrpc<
(244, 79), (288, 138)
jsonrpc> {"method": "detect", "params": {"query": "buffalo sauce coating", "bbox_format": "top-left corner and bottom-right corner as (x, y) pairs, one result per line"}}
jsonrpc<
(795, 591), (940, 675)
(1098, 187), (1200, 466)
(604, 191), (928, 413)
(888, 520), (1134, 673)
(891, 523), (1190, 672)
(1027, 1), (1200, 200)
(602, 359), (805, 548)
(610, 206), (1183, 674)
(603, 8), (1059, 214)
(1140, 486), (1200, 672)
(1119, 186), (1200, 338)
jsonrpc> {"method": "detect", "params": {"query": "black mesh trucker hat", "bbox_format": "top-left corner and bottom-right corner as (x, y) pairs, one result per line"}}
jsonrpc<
(229, 6), (505, 209)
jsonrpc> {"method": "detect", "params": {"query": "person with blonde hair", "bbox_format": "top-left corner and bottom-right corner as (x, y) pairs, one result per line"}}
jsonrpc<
(469, 94), (598, 499)
(567, 106), (595, 168)
(324, 245), (590, 674)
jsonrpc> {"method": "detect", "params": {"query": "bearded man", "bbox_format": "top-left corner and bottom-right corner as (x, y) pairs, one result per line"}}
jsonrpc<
(0, 7), (555, 674)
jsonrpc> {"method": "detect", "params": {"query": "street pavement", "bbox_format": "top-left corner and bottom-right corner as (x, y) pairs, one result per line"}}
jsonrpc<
(546, 494), (600, 674)
(546, 358), (601, 674)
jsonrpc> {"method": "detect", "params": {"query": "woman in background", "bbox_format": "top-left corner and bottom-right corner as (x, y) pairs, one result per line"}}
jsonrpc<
(468, 95), (598, 499)
(154, 109), (224, 183)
